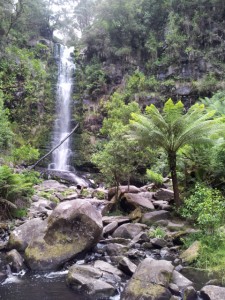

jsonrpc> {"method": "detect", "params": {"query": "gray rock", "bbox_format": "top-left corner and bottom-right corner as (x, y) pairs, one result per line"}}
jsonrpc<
(108, 186), (140, 200)
(67, 264), (116, 299)
(25, 200), (103, 270)
(103, 221), (118, 236)
(121, 193), (155, 211)
(169, 283), (180, 295)
(35, 180), (67, 192)
(154, 188), (174, 202)
(172, 270), (193, 289)
(200, 285), (225, 300)
(103, 243), (128, 256)
(153, 200), (172, 211)
(102, 216), (130, 225)
(138, 191), (154, 200)
(8, 218), (47, 251)
(141, 210), (170, 225)
(119, 257), (137, 276)
(94, 260), (123, 277)
(151, 238), (167, 248)
(112, 223), (146, 239)
(6, 249), (25, 272)
(183, 286), (197, 300)
(121, 258), (174, 300)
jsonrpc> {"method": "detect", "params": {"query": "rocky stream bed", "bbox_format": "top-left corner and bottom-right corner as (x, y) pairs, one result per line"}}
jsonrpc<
(0, 179), (224, 300)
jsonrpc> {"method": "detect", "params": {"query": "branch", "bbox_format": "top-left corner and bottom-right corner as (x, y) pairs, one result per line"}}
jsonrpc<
(29, 123), (80, 170)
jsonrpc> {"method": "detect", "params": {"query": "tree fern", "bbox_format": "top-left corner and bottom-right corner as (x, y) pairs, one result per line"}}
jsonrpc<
(128, 99), (224, 206)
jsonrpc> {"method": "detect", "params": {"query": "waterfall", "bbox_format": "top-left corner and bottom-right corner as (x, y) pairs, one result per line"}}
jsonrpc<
(49, 45), (75, 171)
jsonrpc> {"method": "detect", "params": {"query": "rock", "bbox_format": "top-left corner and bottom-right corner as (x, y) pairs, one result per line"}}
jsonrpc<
(62, 193), (79, 201)
(103, 243), (128, 256)
(141, 210), (170, 225)
(176, 86), (192, 96)
(153, 200), (172, 211)
(6, 249), (25, 272)
(92, 188), (108, 200)
(119, 257), (137, 276)
(112, 223), (146, 239)
(180, 241), (200, 264)
(108, 186), (140, 200)
(183, 286), (197, 300)
(94, 260), (123, 277)
(35, 180), (67, 192)
(103, 221), (118, 236)
(8, 218), (47, 251)
(67, 264), (116, 299)
(25, 200), (103, 270)
(172, 270), (193, 289)
(28, 199), (57, 218)
(138, 191), (154, 200)
(121, 258), (174, 300)
(167, 221), (186, 231)
(129, 232), (149, 247)
(200, 285), (225, 300)
(169, 283), (180, 295)
(128, 207), (142, 222)
(151, 238), (167, 248)
(154, 188), (174, 202)
(102, 216), (130, 225)
(121, 193), (155, 212)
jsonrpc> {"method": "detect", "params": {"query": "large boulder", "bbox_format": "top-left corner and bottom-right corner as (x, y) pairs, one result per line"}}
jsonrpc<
(7, 218), (48, 251)
(200, 285), (225, 300)
(141, 210), (170, 226)
(122, 258), (174, 300)
(6, 249), (25, 272)
(154, 188), (174, 202)
(25, 200), (103, 270)
(180, 241), (200, 264)
(112, 223), (146, 239)
(121, 193), (155, 212)
(67, 264), (116, 299)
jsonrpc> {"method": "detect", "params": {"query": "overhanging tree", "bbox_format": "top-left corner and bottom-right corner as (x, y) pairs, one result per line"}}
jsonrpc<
(128, 99), (223, 207)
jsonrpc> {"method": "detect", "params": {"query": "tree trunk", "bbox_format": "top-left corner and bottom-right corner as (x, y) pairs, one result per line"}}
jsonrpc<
(168, 151), (181, 207)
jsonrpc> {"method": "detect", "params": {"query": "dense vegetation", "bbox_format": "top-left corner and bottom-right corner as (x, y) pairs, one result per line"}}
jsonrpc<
(1, 0), (225, 275)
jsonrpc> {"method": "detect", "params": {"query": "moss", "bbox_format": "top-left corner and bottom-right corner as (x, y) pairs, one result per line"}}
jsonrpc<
(126, 279), (170, 299)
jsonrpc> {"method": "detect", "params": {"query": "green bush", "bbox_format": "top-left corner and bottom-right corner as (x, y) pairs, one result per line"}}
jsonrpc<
(12, 144), (40, 165)
(181, 184), (225, 234)
(0, 166), (35, 219)
(146, 169), (163, 185)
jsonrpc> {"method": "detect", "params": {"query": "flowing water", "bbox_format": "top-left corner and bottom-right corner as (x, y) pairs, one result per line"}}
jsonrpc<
(49, 44), (75, 172)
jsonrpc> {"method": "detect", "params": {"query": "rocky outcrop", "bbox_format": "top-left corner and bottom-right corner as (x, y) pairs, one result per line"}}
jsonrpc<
(6, 249), (25, 273)
(200, 285), (225, 300)
(7, 218), (48, 251)
(25, 200), (103, 270)
(66, 264), (118, 299)
(122, 258), (174, 300)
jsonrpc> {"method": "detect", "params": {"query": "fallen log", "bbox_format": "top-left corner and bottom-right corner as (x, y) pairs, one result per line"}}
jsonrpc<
(29, 123), (79, 170)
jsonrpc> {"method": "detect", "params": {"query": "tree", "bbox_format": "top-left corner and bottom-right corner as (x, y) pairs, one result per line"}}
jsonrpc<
(0, 92), (13, 150)
(128, 99), (223, 207)
(91, 92), (150, 198)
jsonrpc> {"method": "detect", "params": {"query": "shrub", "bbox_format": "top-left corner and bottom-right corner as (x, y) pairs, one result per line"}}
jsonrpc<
(12, 144), (40, 165)
(0, 166), (35, 219)
(181, 183), (225, 234)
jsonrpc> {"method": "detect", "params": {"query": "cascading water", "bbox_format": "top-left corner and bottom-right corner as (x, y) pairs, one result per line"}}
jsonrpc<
(49, 44), (75, 172)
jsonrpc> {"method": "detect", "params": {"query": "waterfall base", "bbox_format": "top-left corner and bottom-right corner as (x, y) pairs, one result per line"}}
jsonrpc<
(37, 168), (92, 187)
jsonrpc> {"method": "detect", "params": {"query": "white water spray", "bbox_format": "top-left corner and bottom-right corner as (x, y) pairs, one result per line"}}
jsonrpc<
(49, 45), (75, 171)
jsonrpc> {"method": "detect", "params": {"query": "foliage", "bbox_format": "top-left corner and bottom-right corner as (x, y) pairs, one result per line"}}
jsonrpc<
(0, 166), (36, 219)
(146, 169), (163, 185)
(0, 92), (13, 150)
(92, 92), (150, 192)
(181, 184), (225, 234)
(182, 231), (225, 274)
(12, 144), (40, 165)
(148, 226), (166, 239)
(128, 98), (224, 206)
